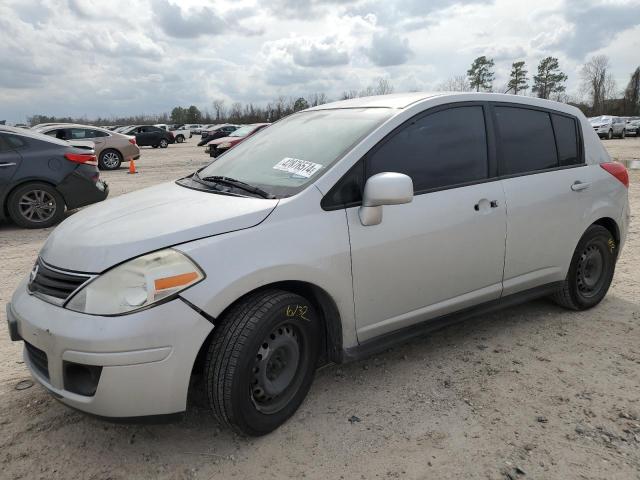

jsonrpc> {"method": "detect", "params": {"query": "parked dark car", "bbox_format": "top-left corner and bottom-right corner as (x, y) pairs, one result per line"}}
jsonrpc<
(206, 123), (270, 157)
(198, 124), (239, 146)
(122, 125), (174, 148)
(0, 126), (108, 228)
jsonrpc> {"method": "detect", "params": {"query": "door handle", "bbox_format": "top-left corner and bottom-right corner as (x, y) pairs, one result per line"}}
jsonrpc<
(0, 162), (17, 167)
(474, 199), (499, 212)
(571, 181), (591, 192)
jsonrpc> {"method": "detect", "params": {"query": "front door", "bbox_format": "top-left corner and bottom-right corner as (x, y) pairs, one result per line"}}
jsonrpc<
(346, 104), (507, 342)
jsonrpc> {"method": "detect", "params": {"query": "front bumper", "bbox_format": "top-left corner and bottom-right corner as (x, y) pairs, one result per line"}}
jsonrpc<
(8, 280), (213, 418)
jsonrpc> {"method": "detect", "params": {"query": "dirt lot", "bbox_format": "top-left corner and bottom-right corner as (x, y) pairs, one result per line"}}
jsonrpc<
(1, 138), (639, 480)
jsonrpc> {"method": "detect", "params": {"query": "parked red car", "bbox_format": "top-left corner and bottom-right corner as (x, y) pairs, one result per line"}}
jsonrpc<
(206, 123), (270, 157)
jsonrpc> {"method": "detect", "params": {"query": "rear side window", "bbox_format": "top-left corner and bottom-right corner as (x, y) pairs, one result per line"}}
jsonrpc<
(495, 106), (557, 175)
(4, 134), (27, 149)
(366, 105), (488, 192)
(551, 114), (580, 166)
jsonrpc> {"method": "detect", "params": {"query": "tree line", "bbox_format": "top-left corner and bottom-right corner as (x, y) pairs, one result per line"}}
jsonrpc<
(25, 61), (639, 128)
(455, 54), (639, 116)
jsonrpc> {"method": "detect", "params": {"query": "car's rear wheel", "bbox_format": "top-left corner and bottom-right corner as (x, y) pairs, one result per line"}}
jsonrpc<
(205, 289), (320, 436)
(98, 149), (122, 170)
(7, 182), (65, 229)
(552, 225), (617, 310)
(176, 135), (184, 143)
(159, 139), (169, 148)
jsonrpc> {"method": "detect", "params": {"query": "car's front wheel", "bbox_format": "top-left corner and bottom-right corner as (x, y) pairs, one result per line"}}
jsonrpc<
(606, 129), (613, 140)
(7, 182), (66, 228)
(552, 225), (617, 310)
(176, 135), (184, 143)
(159, 139), (169, 148)
(205, 289), (320, 436)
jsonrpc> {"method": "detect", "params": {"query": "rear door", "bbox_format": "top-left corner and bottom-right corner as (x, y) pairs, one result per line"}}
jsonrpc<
(493, 104), (592, 295)
(0, 134), (23, 197)
(345, 103), (507, 341)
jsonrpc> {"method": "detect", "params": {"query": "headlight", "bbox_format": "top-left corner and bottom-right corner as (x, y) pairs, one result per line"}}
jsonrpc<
(66, 249), (204, 315)
(218, 142), (232, 149)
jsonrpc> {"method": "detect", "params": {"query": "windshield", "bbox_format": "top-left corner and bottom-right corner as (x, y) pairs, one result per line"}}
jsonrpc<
(590, 116), (610, 123)
(196, 108), (392, 197)
(229, 125), (260, 137)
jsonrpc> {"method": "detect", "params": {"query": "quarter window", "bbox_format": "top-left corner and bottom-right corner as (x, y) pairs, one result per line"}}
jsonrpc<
(551, 114), (580, 166)
(495, 106), (557, 174)
(366, 106), (488, 192)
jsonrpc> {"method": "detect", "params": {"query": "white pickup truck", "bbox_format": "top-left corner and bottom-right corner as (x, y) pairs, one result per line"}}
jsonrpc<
(154, 124), (191, 143)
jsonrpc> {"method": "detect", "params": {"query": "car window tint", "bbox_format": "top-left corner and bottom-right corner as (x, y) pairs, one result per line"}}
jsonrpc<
(551, 114), (580, 166)
(0, 134), (27, 151)
(495, 106), (558, 174)
(366, 105), (488, 192)
(90, 129), (109, 137)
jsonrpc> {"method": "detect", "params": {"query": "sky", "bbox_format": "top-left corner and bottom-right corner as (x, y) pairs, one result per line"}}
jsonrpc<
(1, 0), (639, 123)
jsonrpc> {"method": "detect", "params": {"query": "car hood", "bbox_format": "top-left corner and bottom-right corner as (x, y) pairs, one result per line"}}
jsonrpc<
(40, 181), (279, 273)
(207, 135), (244, 146)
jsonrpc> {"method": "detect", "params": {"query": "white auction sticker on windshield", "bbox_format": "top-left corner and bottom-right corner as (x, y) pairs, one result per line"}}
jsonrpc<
(273, 157), (323, 178)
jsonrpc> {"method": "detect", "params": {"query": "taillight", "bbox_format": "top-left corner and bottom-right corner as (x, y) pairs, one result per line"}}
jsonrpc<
(65, 153), (98, 166)
(600, 162), (629, 188)
(128, 137), (136, 145)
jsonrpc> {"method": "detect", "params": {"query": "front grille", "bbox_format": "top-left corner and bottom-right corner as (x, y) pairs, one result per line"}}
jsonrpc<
(25, 342), (49, 380)
(27, 258), (91, 304)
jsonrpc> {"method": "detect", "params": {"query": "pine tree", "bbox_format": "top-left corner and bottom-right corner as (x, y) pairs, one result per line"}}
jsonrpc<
(532, 57), (568, 99)
(467, 56), (495, 92)
(507, 61), (529, 95)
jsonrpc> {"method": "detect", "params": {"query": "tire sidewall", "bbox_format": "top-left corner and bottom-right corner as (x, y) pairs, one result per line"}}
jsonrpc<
(7, 182), (65, 228)
(226, 295), (320, 436)
(566, 226), (616, 309)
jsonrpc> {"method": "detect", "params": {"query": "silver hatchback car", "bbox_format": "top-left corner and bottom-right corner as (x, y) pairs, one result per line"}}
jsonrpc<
(7, 93), (630, 436)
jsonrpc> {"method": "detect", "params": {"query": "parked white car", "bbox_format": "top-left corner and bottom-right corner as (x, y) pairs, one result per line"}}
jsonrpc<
(185, 124), (204, 134)
(7, 93), (629, 436)
(154, 124), (190, 143)
(589, 115), (626, 139)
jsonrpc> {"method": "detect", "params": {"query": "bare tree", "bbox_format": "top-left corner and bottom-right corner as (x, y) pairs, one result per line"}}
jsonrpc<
(308, 92), (328, 107)
(580, 55), (616, 115)
(340, 90), (359, 100)
(211, 99), (226, 122)
(437, 75), (472, 92)
(374, 77), (394, 95)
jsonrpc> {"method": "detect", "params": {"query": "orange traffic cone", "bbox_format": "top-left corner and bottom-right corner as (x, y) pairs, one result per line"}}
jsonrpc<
(128, 159), (137, 174)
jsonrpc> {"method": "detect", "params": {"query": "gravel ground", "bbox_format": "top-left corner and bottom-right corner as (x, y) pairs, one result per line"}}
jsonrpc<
(1, 137), (639, 480)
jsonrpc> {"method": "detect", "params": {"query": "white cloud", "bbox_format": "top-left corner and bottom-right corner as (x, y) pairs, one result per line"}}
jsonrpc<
(0, 0), (638, 122)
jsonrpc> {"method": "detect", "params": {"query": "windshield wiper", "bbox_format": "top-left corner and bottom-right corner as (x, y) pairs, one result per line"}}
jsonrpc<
(195, 173), (275, 199)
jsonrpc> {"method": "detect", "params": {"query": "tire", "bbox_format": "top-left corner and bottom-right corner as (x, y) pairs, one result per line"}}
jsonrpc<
(176, 135), (184, 144)
(620, 129), (625, 139)
(98, 149), (122, 170)
(205, 289), (320, 436)
(159, 139), (169, 148)
(552, 225), (617, 310)
(606, 129), (613, 140)
(7, 182), (66, 229)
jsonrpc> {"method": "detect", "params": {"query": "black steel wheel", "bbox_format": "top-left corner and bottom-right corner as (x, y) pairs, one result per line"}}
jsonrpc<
(552, 225), (617, 310)
(205, 289), (320, 436)
(7, 182), (65, 228)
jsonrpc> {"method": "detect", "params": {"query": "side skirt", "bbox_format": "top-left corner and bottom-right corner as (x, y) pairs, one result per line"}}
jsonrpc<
(341, 282), (563, 363)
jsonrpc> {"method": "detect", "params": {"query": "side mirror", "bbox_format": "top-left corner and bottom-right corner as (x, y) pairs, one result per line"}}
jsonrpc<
(359, 172), (413, 226)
